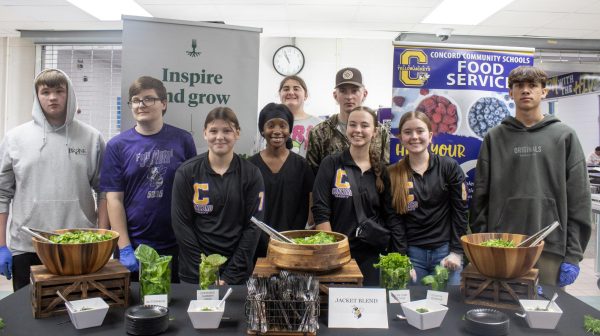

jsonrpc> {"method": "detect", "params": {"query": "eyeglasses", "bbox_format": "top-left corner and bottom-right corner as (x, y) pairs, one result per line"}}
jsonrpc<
(127, 97), (162, 107)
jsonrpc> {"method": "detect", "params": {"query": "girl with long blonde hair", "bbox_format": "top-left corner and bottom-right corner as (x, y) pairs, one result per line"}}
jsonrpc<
(388, 111), (468, 285)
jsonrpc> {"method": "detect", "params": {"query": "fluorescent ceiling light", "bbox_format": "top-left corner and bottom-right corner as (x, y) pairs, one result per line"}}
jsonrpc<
(67, 0), (152, 21)
(422, 0), (515, 25)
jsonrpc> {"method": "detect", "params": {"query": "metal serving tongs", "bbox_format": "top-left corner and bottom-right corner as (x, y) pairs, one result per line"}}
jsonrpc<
(250, 217), (296, 244)
(517, 221), (560, 247)
(21, 226), (53, 243)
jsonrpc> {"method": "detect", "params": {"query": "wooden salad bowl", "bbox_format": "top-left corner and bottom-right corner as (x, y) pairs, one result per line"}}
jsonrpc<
(32, 228), (119, 276)
(461, 233), (544, 279)
(267, 230), (351, 272)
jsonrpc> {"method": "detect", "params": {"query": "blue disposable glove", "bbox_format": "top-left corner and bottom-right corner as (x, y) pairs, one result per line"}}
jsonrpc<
(558, 262), (579, 287)
(119, 245), (138, 272)
(536, 285), (544, 296)
(0, 246), (12, 280)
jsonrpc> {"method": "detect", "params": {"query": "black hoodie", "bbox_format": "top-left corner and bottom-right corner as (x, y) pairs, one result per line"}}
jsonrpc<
(470, 115), (591, 265)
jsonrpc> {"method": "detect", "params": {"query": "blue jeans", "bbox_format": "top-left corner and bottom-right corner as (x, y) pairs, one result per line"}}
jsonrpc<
(407, 243), (462, 286)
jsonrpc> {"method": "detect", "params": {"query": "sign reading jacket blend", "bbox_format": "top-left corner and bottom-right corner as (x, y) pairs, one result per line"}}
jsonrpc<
(389, 42), (534, 199)
(122, 16), (261, 154)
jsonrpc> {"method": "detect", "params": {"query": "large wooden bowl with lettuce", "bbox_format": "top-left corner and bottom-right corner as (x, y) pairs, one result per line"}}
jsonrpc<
(461, 233), (544, 279)
(267, 230), (351, 272)
(32, 228), (119, 275)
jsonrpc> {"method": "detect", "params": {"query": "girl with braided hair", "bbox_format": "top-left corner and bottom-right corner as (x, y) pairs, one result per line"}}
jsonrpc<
(388, 111), (468, 285)
(312, 106), (398, 285)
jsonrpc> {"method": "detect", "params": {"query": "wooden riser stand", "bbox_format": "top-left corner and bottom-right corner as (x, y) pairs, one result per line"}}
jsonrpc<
(253, 258), (364, 295)
(461, 264), (538, 310)
(30, 259), (130, 318)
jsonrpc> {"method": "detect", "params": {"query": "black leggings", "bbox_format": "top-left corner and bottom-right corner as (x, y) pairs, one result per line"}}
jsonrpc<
(12, 252), (42, 292)
(351, 245), (380, 286)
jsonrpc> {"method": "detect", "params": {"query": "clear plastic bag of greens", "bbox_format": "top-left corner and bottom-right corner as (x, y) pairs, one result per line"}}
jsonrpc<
(421, 265), (449, 291)
(135, 244), (172, 299)
(199, 253), (227, 290)
(374, 252), (413, 290)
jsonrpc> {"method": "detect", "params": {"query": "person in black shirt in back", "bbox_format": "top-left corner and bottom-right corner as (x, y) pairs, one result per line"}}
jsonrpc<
(312, 106), (397, 286)
(171, 107), (265, 285)
(249, 103), (314, 258)
(388, 111), (468, 285)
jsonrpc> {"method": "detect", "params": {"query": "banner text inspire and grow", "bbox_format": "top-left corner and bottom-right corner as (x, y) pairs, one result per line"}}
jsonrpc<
(162, 68), (230, 107)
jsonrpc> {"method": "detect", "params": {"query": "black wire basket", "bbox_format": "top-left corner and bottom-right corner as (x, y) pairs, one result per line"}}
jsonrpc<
(245, 297), (320, 335)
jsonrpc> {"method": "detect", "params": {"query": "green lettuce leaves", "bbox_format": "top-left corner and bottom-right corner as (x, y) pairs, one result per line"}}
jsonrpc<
(199, 253), (227, 290)
(135, 244), (172, 297)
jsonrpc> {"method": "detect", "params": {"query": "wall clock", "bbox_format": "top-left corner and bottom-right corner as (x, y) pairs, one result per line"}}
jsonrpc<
(272, 45), (305, 76)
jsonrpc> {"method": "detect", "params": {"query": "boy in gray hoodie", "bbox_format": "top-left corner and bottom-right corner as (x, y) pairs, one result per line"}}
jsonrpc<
(470, 66), (591, 287)
(0, 69), (108, 290)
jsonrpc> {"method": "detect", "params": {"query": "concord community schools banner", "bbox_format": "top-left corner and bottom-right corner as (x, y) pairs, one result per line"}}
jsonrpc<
(122, 16), (261, 154)
(387, 42), (534, 200)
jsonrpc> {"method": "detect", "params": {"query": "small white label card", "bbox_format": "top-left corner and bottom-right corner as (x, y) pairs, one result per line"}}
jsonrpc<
(426, 290), (448, 306)
(144, 294), (168, 307)
(328, 288), (388, 329)
(389, 290), (410, 304)
(197, 289), (219, 300)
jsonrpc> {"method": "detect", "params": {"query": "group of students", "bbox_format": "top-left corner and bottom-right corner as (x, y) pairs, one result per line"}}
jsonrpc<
(0, 64), (591, 292)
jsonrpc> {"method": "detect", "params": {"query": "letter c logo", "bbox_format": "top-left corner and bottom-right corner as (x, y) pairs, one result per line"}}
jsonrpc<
(335, 169), (350, 189)
(193, 183), (209, 205)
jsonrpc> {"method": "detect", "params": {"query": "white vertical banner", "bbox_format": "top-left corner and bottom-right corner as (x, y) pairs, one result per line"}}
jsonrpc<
(122, 16), (261, 154)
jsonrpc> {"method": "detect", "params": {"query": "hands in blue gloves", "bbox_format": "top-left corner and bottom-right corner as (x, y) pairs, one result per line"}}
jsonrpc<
(0, 246), (12, 280)
(119, 245), (138, 273)
(558, 262), (579, 287)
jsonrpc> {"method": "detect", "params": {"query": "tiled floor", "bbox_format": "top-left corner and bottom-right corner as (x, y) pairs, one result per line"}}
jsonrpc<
(564, 258), (600, 310)
(1, 258), (599, 308)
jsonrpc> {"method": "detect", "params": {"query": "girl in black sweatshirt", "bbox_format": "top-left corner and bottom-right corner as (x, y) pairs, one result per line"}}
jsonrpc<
(312, 106), (397, 286)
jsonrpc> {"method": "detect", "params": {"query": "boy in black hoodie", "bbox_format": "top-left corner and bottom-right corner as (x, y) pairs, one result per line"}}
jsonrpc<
(470, 66), (591, 287)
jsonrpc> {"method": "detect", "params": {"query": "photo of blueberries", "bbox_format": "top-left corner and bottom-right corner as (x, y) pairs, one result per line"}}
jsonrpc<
(468, 97), (511, 138)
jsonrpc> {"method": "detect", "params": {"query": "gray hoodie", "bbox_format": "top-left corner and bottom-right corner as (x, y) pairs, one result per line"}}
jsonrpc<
(0, 69), (106, 254)
(470, 114), (591, 265)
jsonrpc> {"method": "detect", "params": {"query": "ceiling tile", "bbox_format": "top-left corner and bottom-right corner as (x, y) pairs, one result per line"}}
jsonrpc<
(286, 5), (358, 21)
(0, 5), (96, 21)
(363, 0), (440, 6)
(287, 0), (363, 4)
(0, 0), (598, 41)
(504, 0), (597, 12)
(144, 5), (221, 21)
(355, 5), (432, 23)
(578, 1), (600, 13)
(483, 11), (566, 27)
(0, 0), (65, 4)
(353, 21), (416, 33)
(215, 4), (286, 20)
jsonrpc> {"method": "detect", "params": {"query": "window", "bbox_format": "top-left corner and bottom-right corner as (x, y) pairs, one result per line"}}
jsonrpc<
(40, 44), (122, 140)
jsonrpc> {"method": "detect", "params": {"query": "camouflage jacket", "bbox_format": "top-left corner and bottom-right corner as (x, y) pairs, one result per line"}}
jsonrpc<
(306, 113), (390, 173)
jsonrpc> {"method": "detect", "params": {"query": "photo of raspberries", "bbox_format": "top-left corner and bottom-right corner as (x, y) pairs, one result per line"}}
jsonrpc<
(415, 94), (459, 135)
(392, 95), (406, 107)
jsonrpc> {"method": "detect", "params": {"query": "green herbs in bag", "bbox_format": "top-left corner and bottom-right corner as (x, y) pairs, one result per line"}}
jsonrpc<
(374, 253), (413, 289)
(135, 244), (172, 297)
(421, 265), (449, 291)
(199, 253), (227, 290)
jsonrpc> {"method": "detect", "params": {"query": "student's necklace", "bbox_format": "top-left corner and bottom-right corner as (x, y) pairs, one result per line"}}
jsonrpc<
(412, 165), (427, 175)
(410, 158), (428, 175)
